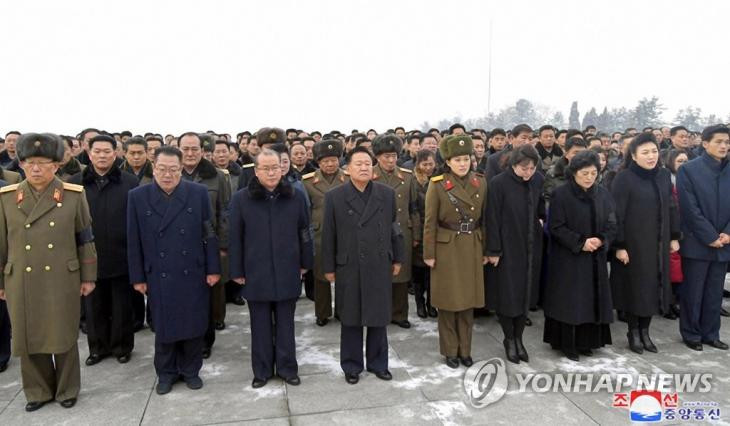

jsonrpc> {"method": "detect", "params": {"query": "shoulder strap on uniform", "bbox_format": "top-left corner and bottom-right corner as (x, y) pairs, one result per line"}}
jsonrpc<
(242, 163), (255, 169)
(0, 183), (19, 193)
(399, 167), (413, 174)
(63, 182), (84, 192)
(302, 172), (316, 180)
(430, 175), (444, 182)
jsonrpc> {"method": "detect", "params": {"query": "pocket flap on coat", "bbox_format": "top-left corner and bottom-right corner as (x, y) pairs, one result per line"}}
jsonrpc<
(67, 259), (80, 272)
(336, 253), (348, 265)
(3, 263), (12, 275)
(436, 230), (452, 243)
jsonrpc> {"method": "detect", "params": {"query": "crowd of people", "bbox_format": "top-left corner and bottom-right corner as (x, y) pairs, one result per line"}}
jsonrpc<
(0, 121), (728, 412)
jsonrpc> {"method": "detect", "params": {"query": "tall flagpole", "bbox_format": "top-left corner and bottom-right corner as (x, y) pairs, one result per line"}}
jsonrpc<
(487, 19), (493, 115)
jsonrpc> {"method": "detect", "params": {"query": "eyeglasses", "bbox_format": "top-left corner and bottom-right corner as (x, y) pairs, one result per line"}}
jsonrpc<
(155, 166), (181, 175)
(23, 160), (56, 168)
(256, 166), (281, 174)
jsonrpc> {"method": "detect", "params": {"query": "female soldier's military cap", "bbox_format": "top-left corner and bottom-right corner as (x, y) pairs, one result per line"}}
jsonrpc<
(439, 135), (473, 160)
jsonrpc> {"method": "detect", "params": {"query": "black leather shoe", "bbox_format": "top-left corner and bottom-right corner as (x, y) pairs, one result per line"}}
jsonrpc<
(445, 357), (459, 369)
(640, 328), (658, 353)
(59, 398), (77, 408)
(721, 308), (730, 318)
(503, 339), (520, 364)
(116, 353), (131, 364)
(702, 340), (729, 350)
(428, 305), (438, 318)
(515, 337), (529, 362)
(367, 369), (392, 381)
(85, 353), (106, 366)
(202, 348), (211, 359)
(627, 329), (644, 354)
(25, 400), (50, 412)
(252, 378), (268, 388)
(233, 296), (247, 306)
(578, 348), (594, 357)
(563, 350), (579, 362)
(156, 382), (173, 395)
(0, 362), (7, 373)
(524, 317), (532, 326)
(215, 321), (225, 331)
(185, 376), (203, 390)
(282, 375), (301, 386)
(316, 318), (329, 327)
(391, 320), (411, 329)
(416, 302), (427, 319)
(345, 373), (359, 384)
(684, 340), (703, 351)
(460, 356), (474, 367)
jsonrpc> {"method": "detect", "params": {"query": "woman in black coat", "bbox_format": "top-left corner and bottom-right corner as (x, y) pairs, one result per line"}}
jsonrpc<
(485, 145), (545, 364)
(543, 151), (616, 361)
(610, 133), (681, 354)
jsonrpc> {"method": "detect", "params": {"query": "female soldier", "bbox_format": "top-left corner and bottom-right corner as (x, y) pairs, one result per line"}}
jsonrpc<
(543, 151), (616, 361)
(423, 135), (487, 369)
(484, 145), (545, 364)
(610, 133), (680, 354)
(413, 150), (437, 319)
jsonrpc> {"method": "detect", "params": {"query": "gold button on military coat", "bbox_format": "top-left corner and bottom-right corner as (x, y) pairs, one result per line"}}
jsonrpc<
(0, 178), (97, 356)
(423, 171), (487, 312)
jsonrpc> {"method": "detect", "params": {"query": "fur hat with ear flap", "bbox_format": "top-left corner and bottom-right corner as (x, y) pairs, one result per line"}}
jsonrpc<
(312, 139), (343, 162)
(17, 132), (65, 162)
(371, 134), (403, 157)
(257, 127), (286, 147)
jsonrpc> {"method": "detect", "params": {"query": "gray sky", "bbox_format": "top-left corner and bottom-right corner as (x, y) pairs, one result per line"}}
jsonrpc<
(2, 0), (728, 135)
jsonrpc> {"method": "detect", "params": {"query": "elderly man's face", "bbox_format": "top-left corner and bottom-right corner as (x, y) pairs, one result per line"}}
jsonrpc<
(153, 154), (183, 193)
(179, 135), (203, 170)
(22, 156), (59, 188)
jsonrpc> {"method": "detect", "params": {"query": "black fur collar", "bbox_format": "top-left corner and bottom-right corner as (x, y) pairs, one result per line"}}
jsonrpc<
(247, 176), (294, 200)
(81, 163), (122, 184)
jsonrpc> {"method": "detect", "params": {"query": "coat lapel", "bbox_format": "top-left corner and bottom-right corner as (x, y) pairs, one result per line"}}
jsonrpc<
(158, 181), (190, 232)
(25, 178), (64, 225)
(447, 179), (475, 208)
(17, 181), (36, 219)
(359, 183), (383, 226)
(345, 182), (366, 216)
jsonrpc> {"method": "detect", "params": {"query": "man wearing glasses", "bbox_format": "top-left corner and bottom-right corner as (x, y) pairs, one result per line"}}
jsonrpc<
(0, 133), (97, 411)
(127, 146), (221, 395)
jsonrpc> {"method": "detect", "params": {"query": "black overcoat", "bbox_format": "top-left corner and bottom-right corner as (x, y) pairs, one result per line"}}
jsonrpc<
(127, 180), (221, 343)
(321, 181), (404, 327)
(484, 167), (545, 317)
(544, 180), (617, 325)
(228, 177), (313, 302)
(610, 164), (680, 316)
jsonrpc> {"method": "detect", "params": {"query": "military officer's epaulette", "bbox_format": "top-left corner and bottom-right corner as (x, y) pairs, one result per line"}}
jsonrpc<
(242, 163), (255, 169)
(430, 175), (444, 182)
(0, 184), (19, 193)
(63, 183), (84, 192)
(399, 167), (413, 174)
(302, 172), (316, 180)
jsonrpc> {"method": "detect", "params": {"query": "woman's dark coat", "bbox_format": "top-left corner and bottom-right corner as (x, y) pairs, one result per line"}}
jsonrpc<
(127, 180), (221, 343)
(321, 181), (405, 327)
(544, 179), (617, 325)
(485, 167), (545, 317)
(610, 164), (680, 316)
(69, 165), (139, 279)
(228, 177), (313, 302)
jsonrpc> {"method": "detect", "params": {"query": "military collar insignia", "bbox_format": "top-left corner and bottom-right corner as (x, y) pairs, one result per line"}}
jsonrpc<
(54, 188), (63, 204)
(313, 177), (320, 184)
(339, 174), (345, 182)
(16, 189), (24, 204)
(372, 173), (379, 180)
(443, 180), (454, 191)
(470, 176), (481, 188)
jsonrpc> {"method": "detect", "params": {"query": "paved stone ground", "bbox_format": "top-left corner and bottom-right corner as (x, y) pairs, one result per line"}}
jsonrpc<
(0, 278), (729, 425)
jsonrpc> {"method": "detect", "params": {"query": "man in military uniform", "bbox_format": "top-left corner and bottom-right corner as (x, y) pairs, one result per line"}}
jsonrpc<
(0, 133), (97, 411)
(178, 132), (230, 358)
(303, 139), (347, 326)
(372, 134), (421, 328)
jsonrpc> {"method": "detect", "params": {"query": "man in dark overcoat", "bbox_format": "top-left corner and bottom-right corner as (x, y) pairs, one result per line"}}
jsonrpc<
(677, 125), (730, 351)
(127, 146), (221, 394)
(321, 146), (404, 385)
(69, 135), (139, 365)
(229, 148), (313, 388)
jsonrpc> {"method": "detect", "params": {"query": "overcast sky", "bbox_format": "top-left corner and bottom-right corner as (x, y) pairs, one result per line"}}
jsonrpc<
(2, 0), (728, 136)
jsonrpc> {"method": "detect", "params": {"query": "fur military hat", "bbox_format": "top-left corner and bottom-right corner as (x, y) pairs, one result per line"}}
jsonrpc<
(372, 134), (403, 157)
(17, 132), (65, 162)
(439, 135), (473, 160)
(312, 139), (343, 162)
(198, 133), (216, 152)
(257, 127), (286, 146)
